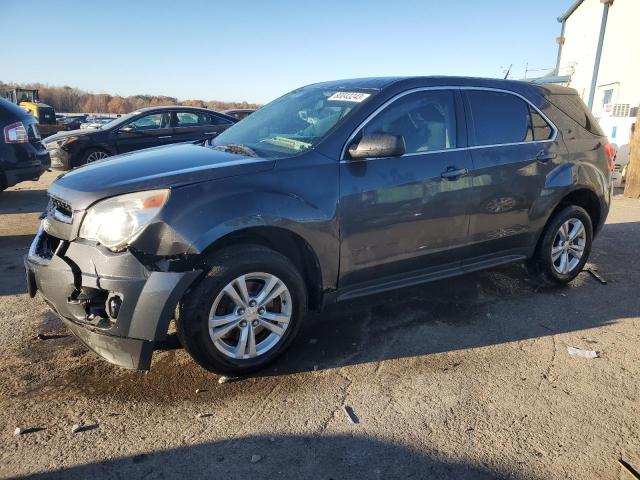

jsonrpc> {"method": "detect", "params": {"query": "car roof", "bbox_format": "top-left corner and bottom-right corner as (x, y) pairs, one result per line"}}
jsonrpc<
(135, 105), (220, 114)
(307, 76), (577, 96)
(0, 97), (31, 120)
(222, 109), (256, 113)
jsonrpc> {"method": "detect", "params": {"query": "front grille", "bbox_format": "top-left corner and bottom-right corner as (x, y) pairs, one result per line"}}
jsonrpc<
(48, 196), (73, 224)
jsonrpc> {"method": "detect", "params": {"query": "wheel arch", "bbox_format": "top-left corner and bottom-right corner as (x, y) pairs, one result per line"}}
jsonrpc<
(199, 226), (325, 311)
(548, 187), (603, 236)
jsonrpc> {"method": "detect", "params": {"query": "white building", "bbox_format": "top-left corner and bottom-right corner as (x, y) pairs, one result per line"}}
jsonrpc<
(555, 0), (639, 147)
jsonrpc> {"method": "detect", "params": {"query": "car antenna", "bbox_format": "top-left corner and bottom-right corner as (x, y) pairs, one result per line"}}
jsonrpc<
(503, 64), (512, 80)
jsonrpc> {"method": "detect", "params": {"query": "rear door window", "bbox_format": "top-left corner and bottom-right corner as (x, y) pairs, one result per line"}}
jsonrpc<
(466, 91), (533, 146)
(175, 112), (200, 128)
(362, 90), (458, 154)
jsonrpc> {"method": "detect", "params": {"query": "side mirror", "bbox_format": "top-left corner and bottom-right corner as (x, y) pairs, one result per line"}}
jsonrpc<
(119, 126), (134, 133)
(348, 133), (406, 159)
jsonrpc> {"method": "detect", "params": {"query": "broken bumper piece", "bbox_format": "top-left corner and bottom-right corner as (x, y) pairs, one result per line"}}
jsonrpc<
(25, 225), (201, 370)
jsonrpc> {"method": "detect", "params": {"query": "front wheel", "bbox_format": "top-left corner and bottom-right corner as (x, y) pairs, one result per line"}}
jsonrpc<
(177, 245), (307, 375)
(528, 205), (593, 285)
(80, 148), (109, 166)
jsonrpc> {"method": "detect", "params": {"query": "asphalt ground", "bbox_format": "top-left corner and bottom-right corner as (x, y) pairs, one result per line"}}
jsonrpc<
(1, 171), (638, 479)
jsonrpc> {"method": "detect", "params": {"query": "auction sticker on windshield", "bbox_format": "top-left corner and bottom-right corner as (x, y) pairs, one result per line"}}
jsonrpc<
(328, 92), (371, 102)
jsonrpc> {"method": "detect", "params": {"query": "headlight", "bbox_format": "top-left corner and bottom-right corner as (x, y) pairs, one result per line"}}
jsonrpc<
(46, 136), (78, 150)
(79, 189), (170, 251)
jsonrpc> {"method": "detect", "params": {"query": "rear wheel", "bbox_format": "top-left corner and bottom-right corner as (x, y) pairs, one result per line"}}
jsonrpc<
(528, 205), (593, 285)
(80, 148), (109, 166)
(177, 245), (307, 375)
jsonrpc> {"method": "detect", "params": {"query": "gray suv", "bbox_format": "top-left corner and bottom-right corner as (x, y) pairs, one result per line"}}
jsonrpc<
(25, 77), (613, 375)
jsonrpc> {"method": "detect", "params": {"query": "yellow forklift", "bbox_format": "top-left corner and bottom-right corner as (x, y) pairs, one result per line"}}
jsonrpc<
(3, 88), (59, 137)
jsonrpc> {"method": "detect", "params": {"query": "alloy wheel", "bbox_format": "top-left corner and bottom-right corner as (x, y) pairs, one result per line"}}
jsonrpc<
(86, 151), (109, 163)
(551, 218), (586, 274)
(208, 272), (292, 360)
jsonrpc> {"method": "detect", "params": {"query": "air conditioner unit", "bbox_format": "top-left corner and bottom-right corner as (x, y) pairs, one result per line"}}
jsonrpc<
(611, 104), (630, 117)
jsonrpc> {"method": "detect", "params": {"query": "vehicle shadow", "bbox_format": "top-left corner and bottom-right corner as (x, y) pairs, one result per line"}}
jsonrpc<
(257, 219), (638, 378)
(16, 433), (515, 480)
(14, 221), (640, 405)
(0, 235), (35, 296)
(0, 188), (48, 215)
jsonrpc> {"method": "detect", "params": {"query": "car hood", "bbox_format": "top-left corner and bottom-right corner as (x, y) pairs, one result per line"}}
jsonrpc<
(43, 128), (93, 144)
(48, 143), (275, 210)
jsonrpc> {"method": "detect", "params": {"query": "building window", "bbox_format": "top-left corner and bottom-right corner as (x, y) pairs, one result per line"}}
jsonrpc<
(611, 126), (617, 139)
(602, 89), (613, 107)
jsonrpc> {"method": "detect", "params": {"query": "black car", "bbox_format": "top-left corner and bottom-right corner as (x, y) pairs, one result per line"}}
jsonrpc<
(26, 77), (613, 375)
(0, 98), (50, 191)
(43, 106), (236, 170)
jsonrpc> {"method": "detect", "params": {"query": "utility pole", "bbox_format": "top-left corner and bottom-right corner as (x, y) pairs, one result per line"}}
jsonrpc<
(588, 0), (614, 110)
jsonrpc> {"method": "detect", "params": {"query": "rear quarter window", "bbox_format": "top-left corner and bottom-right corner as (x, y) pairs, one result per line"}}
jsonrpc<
(546, 94), (604, 137)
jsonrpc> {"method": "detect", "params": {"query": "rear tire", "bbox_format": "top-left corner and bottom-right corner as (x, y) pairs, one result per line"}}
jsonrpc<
(176, 245), (307, 375)
(528, 205), (593, 285)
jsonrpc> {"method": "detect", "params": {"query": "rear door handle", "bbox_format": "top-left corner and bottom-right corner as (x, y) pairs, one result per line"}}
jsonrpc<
(536, 152), (556, 162)
(158, 135), (173, 139)
(441, 167), (469, 180)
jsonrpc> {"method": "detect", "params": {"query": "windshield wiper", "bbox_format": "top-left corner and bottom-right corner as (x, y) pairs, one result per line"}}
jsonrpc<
(213, 143), (258, 157)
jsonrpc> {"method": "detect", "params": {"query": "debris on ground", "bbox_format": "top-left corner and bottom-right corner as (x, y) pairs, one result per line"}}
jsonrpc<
(71, 423), (98, 434)
(218, 376), (239, 384)
(34, 333), (69, 340)
(343, 405), (359, 424)
(585, 267), (607, 285)
(196, 413), (213, 419)
(195, 389), (207, 393)
(14, 426), (45, 435)
(619, 459), (640, 479)
(567, 347), (599, 359)
(250, 454), (262, 463)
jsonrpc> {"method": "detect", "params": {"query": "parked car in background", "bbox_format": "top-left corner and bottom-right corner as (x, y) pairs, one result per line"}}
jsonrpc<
(59, 116), (85, 131)
(612, 142), (631, 187)
(0, 98), (50, 191)
(43, 106), (236, 170)
(27, 77), (612, 374)
(80, 117), (115, 129)
(221, 108), (256, 120)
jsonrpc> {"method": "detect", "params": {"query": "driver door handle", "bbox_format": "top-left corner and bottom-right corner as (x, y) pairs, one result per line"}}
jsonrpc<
(441, 167), (469, 180)
(158, 135), (172, 139)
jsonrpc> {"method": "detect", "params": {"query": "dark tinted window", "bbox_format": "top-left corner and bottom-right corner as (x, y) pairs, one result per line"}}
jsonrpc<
(174, 112), (232, 127)
(467, 91), (533, 146)
(206, 114), (234, 126)
(363, 90), (457, 154)
(530, 108), (553, 140)
(547, 93), (604, 136)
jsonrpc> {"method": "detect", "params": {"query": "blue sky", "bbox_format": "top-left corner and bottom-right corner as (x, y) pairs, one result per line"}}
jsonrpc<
(0, 0), (570, 104)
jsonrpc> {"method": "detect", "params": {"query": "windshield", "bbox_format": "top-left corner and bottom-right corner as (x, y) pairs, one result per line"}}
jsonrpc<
(211, 87), (375, 158)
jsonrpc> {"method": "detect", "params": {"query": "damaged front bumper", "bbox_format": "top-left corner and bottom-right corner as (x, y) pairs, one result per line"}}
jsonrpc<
(25, 224), (201, 369)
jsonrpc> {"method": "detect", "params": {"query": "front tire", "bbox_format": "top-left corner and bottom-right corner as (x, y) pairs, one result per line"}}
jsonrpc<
(177, 245), (307, 375)
(528, 205), (593, 285)
(79, 148), (109, 166)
